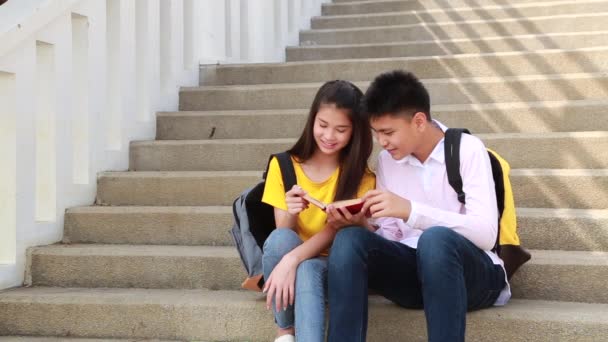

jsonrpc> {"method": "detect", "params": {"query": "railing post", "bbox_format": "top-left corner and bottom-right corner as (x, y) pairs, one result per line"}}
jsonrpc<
(0, 71), (17, 266)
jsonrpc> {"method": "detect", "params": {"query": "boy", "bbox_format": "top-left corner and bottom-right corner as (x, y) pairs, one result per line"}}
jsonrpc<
(327, 70), (510, 342)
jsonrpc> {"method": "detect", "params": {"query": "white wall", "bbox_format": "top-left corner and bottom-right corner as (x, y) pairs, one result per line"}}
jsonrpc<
(0, 0), (199, 290)
(0, 0), (328, 290)
(198, 0), (330, 64)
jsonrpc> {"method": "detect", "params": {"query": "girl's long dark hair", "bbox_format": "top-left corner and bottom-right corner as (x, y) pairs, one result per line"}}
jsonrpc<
(288, 80), (372, 201)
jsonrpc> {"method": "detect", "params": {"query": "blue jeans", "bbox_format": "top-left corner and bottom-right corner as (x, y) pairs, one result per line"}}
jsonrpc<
(262, 228), (328, 342)
(327, 226), (506, 342)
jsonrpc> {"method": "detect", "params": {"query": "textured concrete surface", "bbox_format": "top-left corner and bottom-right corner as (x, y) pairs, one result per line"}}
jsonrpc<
(301, 14), (608, 45)
(158, 100), (608, 139)
(518, 208), (608, 252)
(1, 288), (607, 341)
(64, 206), (233, 246)
(509, 250), (608, 303)
(511, 169), (608, 209)
(63, 206), (608, 252)
(95, 171), (260, 206)
(184, 73), (608, 110)
(29, 245), (242, 290)
(130, 132), (608, 171)
(288, 32), (608, 61)
(201, 48), (608, 85)
(27, 245), (608, 303)
(312, 1), (608, 29)
(0, 338), (177, 342)
(322, 0), (561, 16)
(95, 170), (608, 209)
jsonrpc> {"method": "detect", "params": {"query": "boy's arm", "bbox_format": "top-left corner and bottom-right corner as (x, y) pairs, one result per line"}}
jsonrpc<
(365, 141), (498, 251)
(364, 154), (408, 241)
(406, 139), (498, 250)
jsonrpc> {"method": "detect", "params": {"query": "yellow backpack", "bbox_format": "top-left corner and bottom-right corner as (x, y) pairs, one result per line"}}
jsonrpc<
(445, 128), (531, 279)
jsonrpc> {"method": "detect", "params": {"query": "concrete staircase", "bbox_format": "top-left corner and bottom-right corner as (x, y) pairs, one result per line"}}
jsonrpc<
(2, 0), (608, 340)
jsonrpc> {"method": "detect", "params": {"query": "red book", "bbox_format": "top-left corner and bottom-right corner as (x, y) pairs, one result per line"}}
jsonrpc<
(303, 194), (366, 215)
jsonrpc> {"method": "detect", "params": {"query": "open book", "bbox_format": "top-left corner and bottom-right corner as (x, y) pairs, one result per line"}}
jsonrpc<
(303, 194), (366, 215)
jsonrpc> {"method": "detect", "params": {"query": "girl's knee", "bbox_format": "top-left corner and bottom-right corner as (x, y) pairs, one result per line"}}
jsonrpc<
(263, 228), (301, 256)
(296, 259), (327, 294)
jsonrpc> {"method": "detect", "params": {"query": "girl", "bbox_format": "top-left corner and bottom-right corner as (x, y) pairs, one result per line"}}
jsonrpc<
(261, 80), (376, 342)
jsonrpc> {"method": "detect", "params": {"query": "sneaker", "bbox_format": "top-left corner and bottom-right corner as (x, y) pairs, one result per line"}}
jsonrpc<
(274, 334), (295, 342)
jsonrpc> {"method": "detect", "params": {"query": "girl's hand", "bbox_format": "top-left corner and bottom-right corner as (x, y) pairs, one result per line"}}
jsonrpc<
(285, 185), (309, 215)
(326, 205), (368, 230)
(263, 254), (299, 312)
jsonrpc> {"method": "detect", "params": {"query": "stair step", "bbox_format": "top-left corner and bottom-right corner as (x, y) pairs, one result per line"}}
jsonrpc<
(158, 100), (608, 139)
(182, 73), (608, 111)
(511, 169), (608, 209)
(0, 338), (176, 342)
(130, 132), (608, 171)
(96, 170), (608, 209)
(301, 13), (608, 45)
(63, 206), (608, 252)
(96, 171), (260, 207)
(322, 0), (561, 16)
(313, 0), (608, 29)
(28, 245), (242, 290)
(1, 287), (607, 340)
(510, 250), (608, 303)
(202, 48), (608, 85)
(64, 206), (233, 246)
(518, 208), (608, 252)
(288, 31), (608, 61)
(27, 245), (608, 303)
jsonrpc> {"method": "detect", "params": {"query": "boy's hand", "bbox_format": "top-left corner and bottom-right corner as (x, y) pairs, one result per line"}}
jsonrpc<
(325, 205), (367, 230)
(362, 190), (412, 220)
(285, 185), (309, 215)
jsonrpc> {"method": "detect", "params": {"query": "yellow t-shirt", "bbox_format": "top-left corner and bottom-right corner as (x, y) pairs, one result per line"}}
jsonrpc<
(262, 156), (376, 242)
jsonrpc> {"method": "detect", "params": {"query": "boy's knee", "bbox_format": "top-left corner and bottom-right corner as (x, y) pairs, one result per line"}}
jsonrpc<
(329, 227), (369, 264)
(418, 226), (457, 250)
(263, 228), (301, 256)
(333, 227), (368, 250)
(417, 226), (460, 264)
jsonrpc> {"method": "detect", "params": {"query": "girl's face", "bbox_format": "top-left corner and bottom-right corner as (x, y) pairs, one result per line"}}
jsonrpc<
(313, 103), (353, 157)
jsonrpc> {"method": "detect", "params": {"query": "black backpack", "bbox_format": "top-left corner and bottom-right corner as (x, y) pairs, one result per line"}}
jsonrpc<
(445, 128), (531, 279)
(230, 152), (297, 291)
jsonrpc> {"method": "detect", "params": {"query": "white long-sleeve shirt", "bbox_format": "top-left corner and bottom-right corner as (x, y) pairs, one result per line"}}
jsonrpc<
(373, 121), (511, 305)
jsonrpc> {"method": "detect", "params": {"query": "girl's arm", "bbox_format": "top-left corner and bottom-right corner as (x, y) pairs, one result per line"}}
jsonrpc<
(283, 225), (336, 264)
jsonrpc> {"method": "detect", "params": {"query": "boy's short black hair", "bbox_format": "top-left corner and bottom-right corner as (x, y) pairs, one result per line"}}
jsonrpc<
(362, 70), (431, 121)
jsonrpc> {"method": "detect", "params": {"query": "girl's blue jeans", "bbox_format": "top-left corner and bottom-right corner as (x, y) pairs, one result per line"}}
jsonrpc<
(262, 228), (328, 342)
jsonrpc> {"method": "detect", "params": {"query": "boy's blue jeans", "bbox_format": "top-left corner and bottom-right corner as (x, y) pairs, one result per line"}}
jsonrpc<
(262, 228), (328, 342)
(327, 226), (506, 342)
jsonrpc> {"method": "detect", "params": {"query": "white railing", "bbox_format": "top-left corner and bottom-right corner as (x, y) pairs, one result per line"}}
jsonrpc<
(0, 0), (328, 290)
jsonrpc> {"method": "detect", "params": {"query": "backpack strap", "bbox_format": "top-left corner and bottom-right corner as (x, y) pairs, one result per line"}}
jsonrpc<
(275, 152), (297, 193)
(445, 128), (502, 253)
(444, 128), (470, 204)
(262, 152), (297, 194)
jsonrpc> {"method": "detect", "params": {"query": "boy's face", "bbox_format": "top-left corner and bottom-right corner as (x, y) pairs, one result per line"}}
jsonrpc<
(370, 112), (423, 160)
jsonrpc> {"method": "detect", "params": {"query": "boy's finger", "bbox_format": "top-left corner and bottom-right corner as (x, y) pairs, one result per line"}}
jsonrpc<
(362, 190), (383, 201)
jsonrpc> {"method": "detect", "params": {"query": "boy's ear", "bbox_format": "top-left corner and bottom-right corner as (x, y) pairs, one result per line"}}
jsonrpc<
(412, 112), (427, 130)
